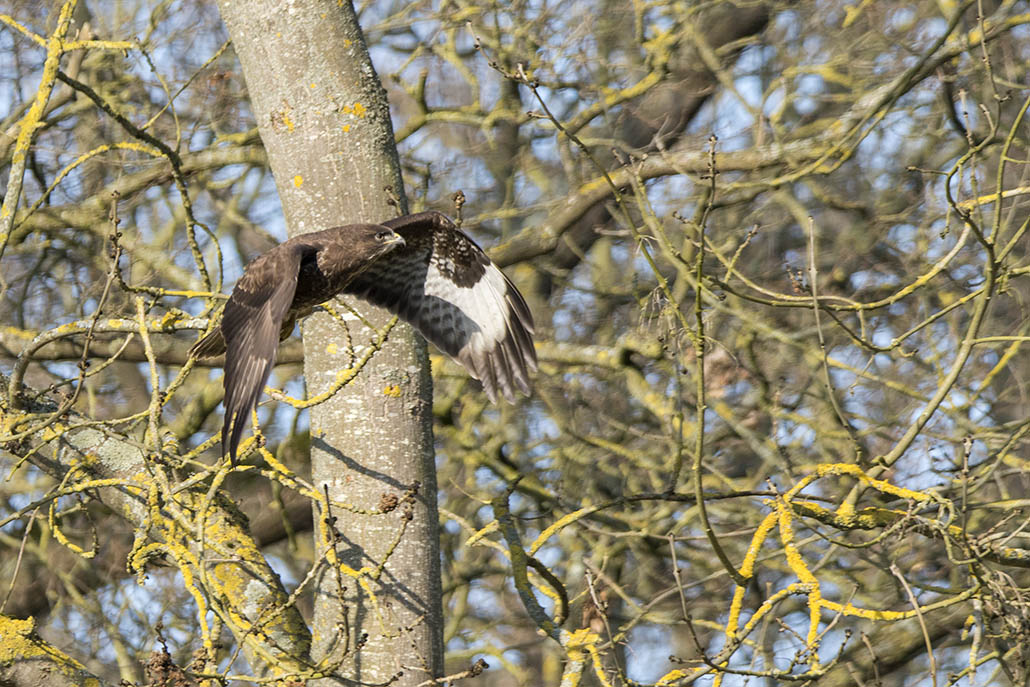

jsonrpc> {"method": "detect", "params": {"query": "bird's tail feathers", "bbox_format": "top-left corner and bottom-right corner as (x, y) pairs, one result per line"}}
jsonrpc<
(190, 328), (226, 358)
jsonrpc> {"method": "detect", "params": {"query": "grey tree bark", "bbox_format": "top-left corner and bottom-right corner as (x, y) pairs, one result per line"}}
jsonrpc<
(217, 1), (443, 683)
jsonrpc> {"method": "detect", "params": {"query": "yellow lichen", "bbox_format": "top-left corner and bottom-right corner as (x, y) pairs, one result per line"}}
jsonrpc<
(712, 462), (945, 684)
(158, 310), (183, 329)
(0, 614), (89, 674)
(0, 326), (34, 341)
(382, 384), (401, 397)
(342, 102), (367, 118)
(656, 669), (689, 686)
(293, 175), (303, 188)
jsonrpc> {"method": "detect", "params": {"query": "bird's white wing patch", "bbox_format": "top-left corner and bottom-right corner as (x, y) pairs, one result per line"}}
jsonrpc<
(344, 210), (536, 403)
(424, 258), (518, 398)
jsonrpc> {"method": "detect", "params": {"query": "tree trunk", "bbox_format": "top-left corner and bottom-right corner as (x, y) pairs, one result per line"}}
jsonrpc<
(217, 1), (443, 683)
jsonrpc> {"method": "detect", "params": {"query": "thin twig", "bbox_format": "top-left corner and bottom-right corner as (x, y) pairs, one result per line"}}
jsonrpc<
(890, 563), (938, 687)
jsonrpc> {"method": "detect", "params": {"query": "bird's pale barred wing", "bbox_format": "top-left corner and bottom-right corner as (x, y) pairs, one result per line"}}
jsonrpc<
(344, 211), (536, 402)
(218, 243), (308, 463)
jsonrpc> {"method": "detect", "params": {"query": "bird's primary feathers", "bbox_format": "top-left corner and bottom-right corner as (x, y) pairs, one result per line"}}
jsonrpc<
(190, 211), (537, 464)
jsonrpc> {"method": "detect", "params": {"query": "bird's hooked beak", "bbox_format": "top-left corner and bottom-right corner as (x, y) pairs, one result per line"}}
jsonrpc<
(374, 229), (405, 252)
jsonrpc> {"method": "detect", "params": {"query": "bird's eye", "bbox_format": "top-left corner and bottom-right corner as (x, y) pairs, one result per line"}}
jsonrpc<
(376, 231), (392, 241)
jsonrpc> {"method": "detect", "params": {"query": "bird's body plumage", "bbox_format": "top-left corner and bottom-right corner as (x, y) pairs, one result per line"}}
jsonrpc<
(191, 211), (536, 463)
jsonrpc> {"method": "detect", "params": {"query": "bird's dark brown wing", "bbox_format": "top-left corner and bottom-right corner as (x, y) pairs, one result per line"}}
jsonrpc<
(220, 242), (310, 463)
(343, 211), (536, 402)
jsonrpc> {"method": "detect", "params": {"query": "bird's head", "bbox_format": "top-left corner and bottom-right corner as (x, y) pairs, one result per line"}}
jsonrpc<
(367, 225), (406, 256)
(334, 223), (407, 264)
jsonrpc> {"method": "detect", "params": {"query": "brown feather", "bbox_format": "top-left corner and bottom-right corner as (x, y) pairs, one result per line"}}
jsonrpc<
(190, 212), (536, 464)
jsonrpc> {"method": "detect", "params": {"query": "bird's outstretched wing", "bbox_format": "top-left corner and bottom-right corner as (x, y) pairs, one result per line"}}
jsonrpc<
(218, 243), (309, 463)
(344, 211), (537, 402)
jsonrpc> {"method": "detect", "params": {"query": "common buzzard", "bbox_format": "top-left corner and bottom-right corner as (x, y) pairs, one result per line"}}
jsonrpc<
(191, 211), (536, 463)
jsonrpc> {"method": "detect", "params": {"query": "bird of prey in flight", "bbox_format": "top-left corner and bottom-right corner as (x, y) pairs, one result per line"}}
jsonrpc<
(190, 211), (536, 464)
